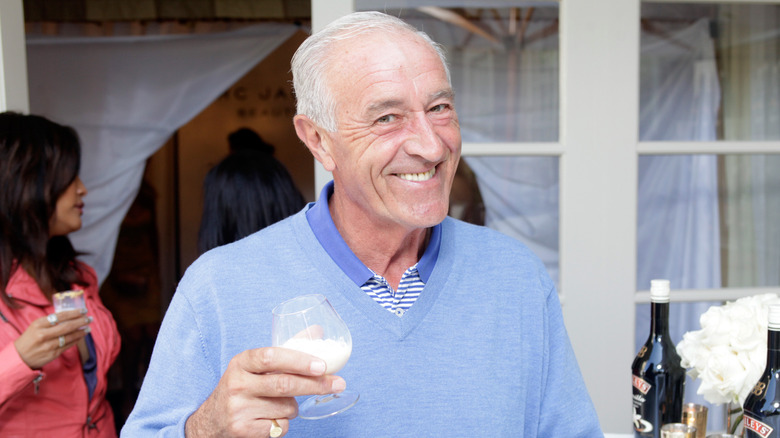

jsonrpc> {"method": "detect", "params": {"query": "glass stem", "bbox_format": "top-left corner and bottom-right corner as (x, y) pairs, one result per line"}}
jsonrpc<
(727, 403), (743, 435)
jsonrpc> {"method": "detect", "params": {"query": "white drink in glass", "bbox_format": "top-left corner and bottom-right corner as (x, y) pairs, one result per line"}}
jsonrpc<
(281, 337), (351, 374)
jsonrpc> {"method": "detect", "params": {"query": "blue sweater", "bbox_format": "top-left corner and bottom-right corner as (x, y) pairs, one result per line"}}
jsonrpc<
(122, 209), (603, 437)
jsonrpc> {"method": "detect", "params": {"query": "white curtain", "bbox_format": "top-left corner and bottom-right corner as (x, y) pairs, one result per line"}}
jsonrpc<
(26, 23), (298, 283)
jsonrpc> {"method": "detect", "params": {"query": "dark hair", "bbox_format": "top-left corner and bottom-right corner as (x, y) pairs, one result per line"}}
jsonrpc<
(0, 112), (85, 307)
(228, 128), (275, 155)
(198, 149), (306, 254)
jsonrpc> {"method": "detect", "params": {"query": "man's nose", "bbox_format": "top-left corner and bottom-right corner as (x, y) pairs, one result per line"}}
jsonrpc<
(403, 112), (446, 161)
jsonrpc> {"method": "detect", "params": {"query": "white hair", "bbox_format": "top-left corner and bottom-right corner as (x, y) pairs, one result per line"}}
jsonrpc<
(291, 11), (450, 132)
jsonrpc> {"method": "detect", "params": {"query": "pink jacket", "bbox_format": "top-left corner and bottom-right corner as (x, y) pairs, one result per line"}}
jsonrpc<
(0, 264), (121, 437)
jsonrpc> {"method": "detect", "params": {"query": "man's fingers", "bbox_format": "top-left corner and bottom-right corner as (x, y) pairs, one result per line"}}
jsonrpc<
(228, 361), (344, 400)
(225, 347), (346, 399)
(253, 372), (344, 398)
(242, 347), (327, 376)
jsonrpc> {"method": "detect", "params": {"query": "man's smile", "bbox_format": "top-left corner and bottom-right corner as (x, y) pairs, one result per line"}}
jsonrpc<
(396, 167), (436, 182)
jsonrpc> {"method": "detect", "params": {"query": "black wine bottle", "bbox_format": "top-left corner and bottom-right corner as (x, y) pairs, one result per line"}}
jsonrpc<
(743, 304), (780, 438)
(631, 279), (686, 438)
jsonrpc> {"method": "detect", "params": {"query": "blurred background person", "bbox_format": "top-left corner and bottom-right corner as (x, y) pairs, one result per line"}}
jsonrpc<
(227, 127), (275, 155)
(0, 112), (121, 437)
(198, 128), (306, 254)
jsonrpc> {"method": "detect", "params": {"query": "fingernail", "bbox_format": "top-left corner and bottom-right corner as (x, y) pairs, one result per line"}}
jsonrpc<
(310, 360), (326, 375)
(82, 326), (92, 333)
(85, 316), (94, 323)
(80, 308), (88, 314)
(331, 377), (346, 392)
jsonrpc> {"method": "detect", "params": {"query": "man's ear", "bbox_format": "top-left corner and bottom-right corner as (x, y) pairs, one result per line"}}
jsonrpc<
(294, 114), (336, 172)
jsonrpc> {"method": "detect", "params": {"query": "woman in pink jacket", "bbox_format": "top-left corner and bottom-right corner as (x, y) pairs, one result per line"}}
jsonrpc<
(0, 112), (121, 437)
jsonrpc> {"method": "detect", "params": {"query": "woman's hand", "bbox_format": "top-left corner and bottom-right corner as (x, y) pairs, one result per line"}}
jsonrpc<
(13, 309), (93, 369)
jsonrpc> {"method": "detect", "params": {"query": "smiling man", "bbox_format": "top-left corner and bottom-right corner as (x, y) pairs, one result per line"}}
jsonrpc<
(293, 23), (461, 292)
(122, 11), (603, 438)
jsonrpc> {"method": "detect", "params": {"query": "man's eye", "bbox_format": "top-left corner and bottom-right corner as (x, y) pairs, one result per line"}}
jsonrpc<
(430, 104), (450, 113)
(376, 114), (396, 124)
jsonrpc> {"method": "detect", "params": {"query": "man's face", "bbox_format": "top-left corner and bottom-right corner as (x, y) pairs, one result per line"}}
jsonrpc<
(323, 32), (461, 232)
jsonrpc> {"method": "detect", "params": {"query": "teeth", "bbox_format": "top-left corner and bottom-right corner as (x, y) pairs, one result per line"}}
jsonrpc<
(397, 168), (436, 182)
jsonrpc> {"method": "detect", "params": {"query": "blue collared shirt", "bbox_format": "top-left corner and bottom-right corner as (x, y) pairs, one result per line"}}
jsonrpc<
(306, 181), (441, 316)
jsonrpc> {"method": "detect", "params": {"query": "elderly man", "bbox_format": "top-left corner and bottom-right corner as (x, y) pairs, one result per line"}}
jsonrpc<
(122, 11), (602, 438)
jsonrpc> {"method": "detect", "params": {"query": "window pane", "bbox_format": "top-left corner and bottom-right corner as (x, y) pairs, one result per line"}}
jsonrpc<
(721, 154), (780, 288)
(641, 3), (780, 141)
(450, 156), (560, 285)
(636, 154), (780, 290)
(356, 4), (560, 142)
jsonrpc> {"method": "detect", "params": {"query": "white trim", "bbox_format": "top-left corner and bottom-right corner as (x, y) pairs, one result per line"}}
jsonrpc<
(462, 142), (563, 156)
(647, 0), (778, 3)
(638, 141), (780, 155)
(0, 0), (29, 112)
(560, 0), (640, 433)
(312, 0), (354, 32)
(311, 0), (355, 196)
(462, 141), (780, 157)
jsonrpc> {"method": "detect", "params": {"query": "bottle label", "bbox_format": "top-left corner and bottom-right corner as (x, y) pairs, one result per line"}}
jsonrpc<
(632, 374), (654, 435)
(633, 375), (651, 394)
(745, 415), (774, 438)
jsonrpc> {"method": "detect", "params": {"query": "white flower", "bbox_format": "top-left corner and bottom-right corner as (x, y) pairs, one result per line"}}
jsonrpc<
(676, 293), (780, 406)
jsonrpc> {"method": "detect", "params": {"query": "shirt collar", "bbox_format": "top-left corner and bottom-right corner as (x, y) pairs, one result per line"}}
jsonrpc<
(306, 181), (441, 286)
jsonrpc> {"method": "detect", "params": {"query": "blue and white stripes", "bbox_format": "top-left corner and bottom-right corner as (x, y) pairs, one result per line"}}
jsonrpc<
(361, 264), (424, 317)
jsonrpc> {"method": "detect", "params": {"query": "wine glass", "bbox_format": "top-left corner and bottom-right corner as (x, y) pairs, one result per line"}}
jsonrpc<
(272, 294), (359, 419)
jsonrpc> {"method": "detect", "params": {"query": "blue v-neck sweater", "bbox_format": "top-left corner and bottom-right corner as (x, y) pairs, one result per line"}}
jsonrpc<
(122, 209), (602, 437)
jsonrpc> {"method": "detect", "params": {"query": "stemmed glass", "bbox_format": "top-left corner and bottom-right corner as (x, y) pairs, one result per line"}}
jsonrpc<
(272, 294), (359, 419)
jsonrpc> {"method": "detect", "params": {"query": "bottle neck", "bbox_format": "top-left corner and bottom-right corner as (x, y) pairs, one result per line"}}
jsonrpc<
(651, 301), (670, 337)
(768, 328), (780, 368)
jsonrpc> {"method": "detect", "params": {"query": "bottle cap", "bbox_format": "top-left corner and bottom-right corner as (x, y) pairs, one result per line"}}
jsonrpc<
(649, 279), (670, 303)
(769, 304), (780, 330)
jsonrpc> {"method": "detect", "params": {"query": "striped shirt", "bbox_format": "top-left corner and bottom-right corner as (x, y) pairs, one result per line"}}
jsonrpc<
(361, 264), (425, 317)
(306, 181), (441, 318)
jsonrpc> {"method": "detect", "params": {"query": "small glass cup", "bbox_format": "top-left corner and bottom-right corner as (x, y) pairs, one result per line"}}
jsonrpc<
(53, 289), (86, 313)
(705, 435), (739, 438)
(661, 423), (697, 438)
(682, 403), (708, 438)
(272, 294), (358, 419)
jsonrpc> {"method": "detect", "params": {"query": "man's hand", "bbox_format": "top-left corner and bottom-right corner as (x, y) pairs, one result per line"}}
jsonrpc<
(185, 346), (346, 437)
